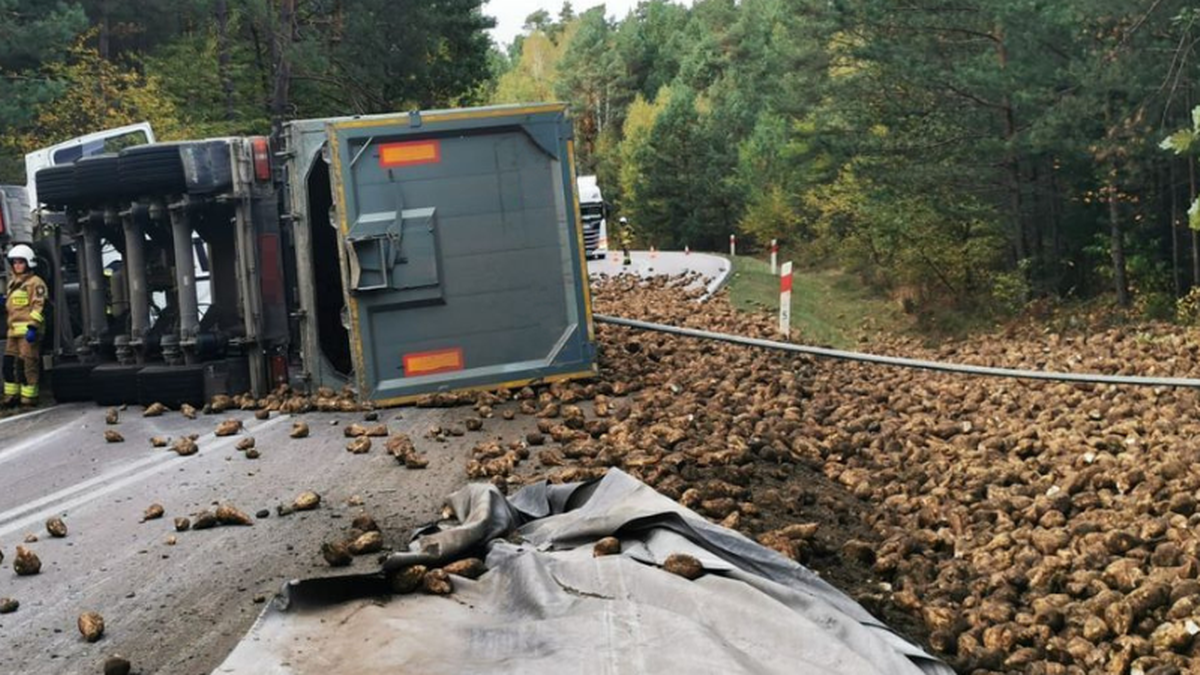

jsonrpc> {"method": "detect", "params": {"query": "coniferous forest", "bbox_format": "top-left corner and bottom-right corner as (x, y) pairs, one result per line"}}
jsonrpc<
(4, 1), (1200, 318)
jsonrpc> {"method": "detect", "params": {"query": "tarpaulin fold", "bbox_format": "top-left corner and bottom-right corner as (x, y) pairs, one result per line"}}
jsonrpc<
(214, 470), (952, 675)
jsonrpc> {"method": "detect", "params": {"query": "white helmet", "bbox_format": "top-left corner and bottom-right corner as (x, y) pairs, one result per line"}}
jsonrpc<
(619, 217), (628, 224)
(7, 244), (36, 269)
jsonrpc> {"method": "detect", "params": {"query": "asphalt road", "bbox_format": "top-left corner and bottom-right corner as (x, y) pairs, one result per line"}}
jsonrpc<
(0, 403), (523, 675)
(0, 253), (729, 675)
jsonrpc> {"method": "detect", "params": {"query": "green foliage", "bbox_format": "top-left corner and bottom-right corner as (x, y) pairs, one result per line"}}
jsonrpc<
(0, 35), (186, 177)
(0, 0), (89, 179)
(320, 0), (495, 111)
(0, 0), (495, 184)
(1176, 286), (1200, 325)
(493, 28), (575, 105)
(990, 261), (1034, 316)
(143, 11), (270, 138)
(554, 7), (630, 171)
(1162, 105), (1200, 231)
(485, 0), (1200, 315)
(6, 0), (1200, 321)
(726, 254), (911, 348)
(616, 89), (670, 223)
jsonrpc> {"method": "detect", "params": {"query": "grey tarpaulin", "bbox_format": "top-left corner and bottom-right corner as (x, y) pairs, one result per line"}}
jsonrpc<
(213, 470), (953, 675)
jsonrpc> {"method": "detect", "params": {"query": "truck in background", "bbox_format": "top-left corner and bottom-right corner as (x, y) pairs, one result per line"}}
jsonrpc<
(0, 185), (33, 245)
(576, 175), (609, 260)
(0, 185), (34, 336)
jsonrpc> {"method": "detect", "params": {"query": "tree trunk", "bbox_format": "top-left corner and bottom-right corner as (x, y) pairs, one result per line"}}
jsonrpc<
(1049, 161), (1063, 291)
(1171, 160), (1180, 297)
(1030, 163), (1044, 264)
(270, 0), (297, 137)
(216, 0), (235, 122)
(1109, 182), (1130, 307)
(995, 28), (1026, 267)
(99, 0), (111, 60)
(332, 0), (345, 43)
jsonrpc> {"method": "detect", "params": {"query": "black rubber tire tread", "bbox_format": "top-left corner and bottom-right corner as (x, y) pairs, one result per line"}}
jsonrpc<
(49, 362), (96, 402)
(73, 154), (123, 203)
(90, 364), (143, 406)
(35, 166), (78, 206)
(118, 144), (187, 195)
(136, 364), (206, 408)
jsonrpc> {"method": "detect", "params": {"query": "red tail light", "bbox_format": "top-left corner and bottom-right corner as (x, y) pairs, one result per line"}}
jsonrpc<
(251, 137), (271, 182)
(257, 233), (285, 306)
(270, 354), (289, 386)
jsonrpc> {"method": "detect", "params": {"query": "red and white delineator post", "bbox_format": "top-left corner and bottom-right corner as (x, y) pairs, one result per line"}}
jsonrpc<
(729, 234), (736, 256)
(779, 261), (793, 338)
(770, 239), (778, 275)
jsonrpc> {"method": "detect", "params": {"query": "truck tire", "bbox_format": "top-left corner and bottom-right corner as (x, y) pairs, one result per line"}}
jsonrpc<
(118, 144), (187, 196)
(73, 154), (123, 204)
(35, 166), (77, 207)
(50, 362), (95, 402)
(137, 365), (206, 408)
(90, 364), (142, 406)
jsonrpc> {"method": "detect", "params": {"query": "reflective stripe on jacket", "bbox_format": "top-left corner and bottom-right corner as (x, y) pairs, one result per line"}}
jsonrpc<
(7, 272), (47, 337)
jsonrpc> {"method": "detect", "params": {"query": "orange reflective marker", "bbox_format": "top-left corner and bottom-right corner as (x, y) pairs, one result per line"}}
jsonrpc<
(403, 348), (464, 377)
(379, 140), (442, 168)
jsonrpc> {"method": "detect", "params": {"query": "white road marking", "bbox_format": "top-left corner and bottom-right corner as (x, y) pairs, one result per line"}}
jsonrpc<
(0, 404), (63, 428)
(0, 414), (288, 539)
(0, 424), (73, 466)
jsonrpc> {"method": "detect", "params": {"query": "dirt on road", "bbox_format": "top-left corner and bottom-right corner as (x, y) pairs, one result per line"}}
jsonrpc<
(0, 402), (488, 675)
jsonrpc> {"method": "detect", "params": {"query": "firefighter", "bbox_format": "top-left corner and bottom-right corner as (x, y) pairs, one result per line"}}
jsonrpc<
(4, 244), (47, 408)
(618, 216), (635, 266)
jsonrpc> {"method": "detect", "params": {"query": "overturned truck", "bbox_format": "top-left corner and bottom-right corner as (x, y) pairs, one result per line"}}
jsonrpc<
(31, 104), (597, 407)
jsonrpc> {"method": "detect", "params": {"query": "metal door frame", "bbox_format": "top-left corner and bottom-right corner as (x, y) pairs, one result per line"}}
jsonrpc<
(325, 103), (597, 403)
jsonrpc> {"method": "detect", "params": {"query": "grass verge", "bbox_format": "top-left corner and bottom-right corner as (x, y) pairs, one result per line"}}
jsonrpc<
(724, 255), (911, 348)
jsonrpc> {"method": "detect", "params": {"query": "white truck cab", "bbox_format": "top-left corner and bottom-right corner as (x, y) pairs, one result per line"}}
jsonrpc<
(23, 122), (155, 209)
(576, 175), (609, 260)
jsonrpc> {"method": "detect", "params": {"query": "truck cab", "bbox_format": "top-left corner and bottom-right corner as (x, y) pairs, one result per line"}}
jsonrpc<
(576, 175), (609, 260)
(24, 122), (155, 210)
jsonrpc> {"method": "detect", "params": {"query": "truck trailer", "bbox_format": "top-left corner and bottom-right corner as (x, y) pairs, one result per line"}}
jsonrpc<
(25, 104), (597, 407)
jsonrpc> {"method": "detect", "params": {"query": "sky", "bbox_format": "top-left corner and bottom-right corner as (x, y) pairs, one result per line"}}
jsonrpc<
(484, 1), (683, 47)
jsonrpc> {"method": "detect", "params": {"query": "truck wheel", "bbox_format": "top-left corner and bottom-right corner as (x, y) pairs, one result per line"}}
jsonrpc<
(118, 144), (188, 196)
(137, 365), (206, 408)
(49, 362), (95, 402)
(73, 154), (124, 204)
(90, 364), (142, 406)
(35, 166), (78, 207)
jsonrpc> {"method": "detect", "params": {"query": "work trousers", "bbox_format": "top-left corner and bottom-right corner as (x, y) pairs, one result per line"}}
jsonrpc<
(3, 336), (40, 402)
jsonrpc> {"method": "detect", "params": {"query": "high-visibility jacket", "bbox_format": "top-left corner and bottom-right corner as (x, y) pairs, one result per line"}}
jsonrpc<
(6, 272), (47, 338)
(619, 224), (636, 248)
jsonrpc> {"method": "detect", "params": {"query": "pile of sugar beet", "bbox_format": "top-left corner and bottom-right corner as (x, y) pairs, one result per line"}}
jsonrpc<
(434, 274), (1200, 675)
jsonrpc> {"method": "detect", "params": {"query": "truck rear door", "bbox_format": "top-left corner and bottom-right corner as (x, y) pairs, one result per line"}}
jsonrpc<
(326, 104), (596, 404)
